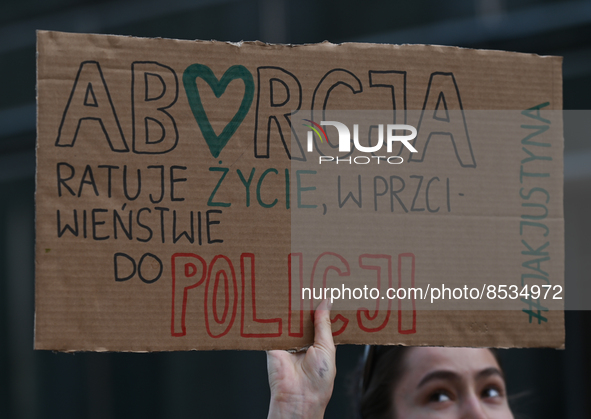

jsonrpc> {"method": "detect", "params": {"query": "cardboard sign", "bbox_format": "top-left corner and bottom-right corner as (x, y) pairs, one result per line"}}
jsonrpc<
(35, 31), (564, 351)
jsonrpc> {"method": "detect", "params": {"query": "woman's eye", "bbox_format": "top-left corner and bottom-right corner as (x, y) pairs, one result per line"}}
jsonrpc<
(429, 391), (452, 403)
(482, 387), (501, 398)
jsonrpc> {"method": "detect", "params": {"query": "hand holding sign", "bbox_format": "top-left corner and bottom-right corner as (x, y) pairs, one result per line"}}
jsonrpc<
(267, 299), (336, 419)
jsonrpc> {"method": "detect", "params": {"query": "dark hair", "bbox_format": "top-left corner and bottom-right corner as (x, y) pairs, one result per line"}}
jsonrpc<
(353, 346), (504, 419)
(356, 346), (409, 419)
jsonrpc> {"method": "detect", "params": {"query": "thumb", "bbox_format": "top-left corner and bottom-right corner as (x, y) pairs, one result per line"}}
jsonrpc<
(313, 299), (335, 355)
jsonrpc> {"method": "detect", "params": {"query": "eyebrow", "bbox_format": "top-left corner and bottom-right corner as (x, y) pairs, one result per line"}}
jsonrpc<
(417, 370), (460, 388)
(476, 367), (505, 381)
(417, 367), (505, 389)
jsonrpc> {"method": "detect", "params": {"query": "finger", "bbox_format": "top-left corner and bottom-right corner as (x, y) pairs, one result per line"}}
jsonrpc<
(313, 299), (335, 355)
(267, 349), (288, 370)
(266, 350), (289, 382)
(266, 350), (277, 372)
(266, 349), (279, 365)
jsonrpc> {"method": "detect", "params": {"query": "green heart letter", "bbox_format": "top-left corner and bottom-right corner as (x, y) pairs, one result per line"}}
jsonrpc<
(183, 64), (254, 158)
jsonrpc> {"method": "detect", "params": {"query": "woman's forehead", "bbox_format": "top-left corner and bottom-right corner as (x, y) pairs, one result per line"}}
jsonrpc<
(403, 347), (500, 381)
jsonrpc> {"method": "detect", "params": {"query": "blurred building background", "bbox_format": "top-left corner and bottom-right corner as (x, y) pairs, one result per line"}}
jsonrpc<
(1, 0), (590, 417)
